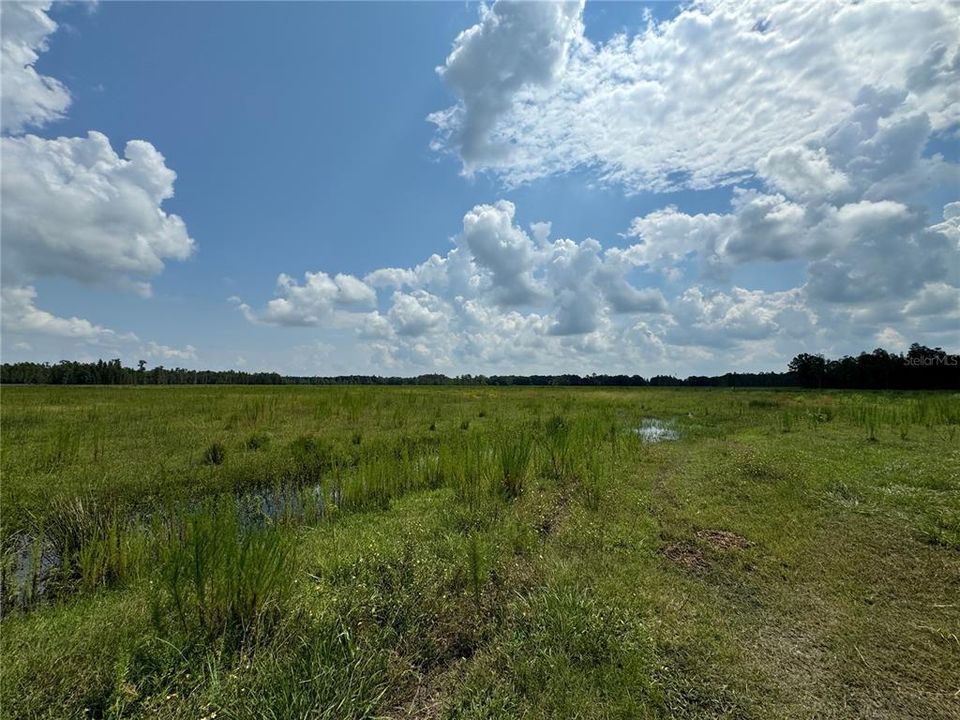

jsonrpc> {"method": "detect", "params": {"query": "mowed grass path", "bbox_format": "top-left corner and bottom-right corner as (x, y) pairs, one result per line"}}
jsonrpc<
(1, 386), (958, 718)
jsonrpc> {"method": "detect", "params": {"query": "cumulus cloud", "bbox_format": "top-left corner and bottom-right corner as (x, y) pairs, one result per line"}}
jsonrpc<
(430, 0), (584, 172)
(388, 290), (448, 337)
(1, 132), (195, 295)
(757, 147), (851, 202)
(141, 341), (198, 362)
(1, 3), (198, 361)
(239, 185), (955, 372)
(617, 60), (960, 346)
(1, 285), (127, 343)
(236, 271), (376, 326)
(667, 287), (815, 349)
(903, 282), (960, 317)
(459, 200), (546, 306)
(1, 285), (204, 365)
(431, 0), (959, 193)
(241, 199), (781, 373)
(238, 200), (667, 342)
(0, 1), (70, 134)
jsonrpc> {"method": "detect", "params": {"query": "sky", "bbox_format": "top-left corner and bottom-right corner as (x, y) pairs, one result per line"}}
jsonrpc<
(1, 0), (958, 377)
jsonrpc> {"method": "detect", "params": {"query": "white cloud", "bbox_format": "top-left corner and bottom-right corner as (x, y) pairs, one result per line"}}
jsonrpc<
(616, 57), (960, 335)
(239, 183), (957, 373)
(0, 1), (70, 134)
(244, 199), (835, 374)
(1, 285), (206, 364)
(0, 3), (198, 364)
(902, 282), (960, 317)
(666, 286), (814, 349)
(239, 200), (669, 343)
(805, 201), (954, 305)
(1, 285), (129, 343)
(430, 0), (584, 172)
(757, 146), (851, 202)
(431, 0), (959, 193)
(388, 290), (447, 337)
(141, 341), (197, 362)
(459, 200), (545, 306)
(875, 326), (908, 352)
(1, 132), (195, 296)
(236, 271), (375, 326)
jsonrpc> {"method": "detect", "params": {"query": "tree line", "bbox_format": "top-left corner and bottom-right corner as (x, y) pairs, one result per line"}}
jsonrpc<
(788, 344), (958, 390)
(0, 343), (956, 389)
(0, 359), (284, 386)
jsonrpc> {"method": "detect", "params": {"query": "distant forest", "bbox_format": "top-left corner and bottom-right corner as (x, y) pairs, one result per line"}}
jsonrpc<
(1, 343), (956, 389)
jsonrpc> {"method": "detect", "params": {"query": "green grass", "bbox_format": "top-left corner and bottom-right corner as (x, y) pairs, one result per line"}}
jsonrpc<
(1, 386), (958, 718)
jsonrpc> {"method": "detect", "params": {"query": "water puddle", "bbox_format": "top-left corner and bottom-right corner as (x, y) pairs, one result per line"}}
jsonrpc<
(635, 418), (680, 443)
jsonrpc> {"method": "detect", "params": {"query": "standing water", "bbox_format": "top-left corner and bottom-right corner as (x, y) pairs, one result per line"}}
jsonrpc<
(636, 418), (679, 443)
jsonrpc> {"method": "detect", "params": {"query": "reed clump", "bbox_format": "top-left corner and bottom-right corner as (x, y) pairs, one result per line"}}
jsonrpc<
(154, 498), (294, 647)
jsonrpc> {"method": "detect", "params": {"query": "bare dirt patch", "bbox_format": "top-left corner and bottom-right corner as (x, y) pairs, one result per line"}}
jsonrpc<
(696, 529), (752, 550)
(659, 542), (710, 572)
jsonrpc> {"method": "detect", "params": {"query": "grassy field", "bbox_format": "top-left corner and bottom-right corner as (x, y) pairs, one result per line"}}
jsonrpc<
(1, 385), (958, 719)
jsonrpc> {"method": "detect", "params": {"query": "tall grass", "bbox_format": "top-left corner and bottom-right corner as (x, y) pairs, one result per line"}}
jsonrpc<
(542, 415), (575, 482)
(467, 532), (489, 610)
(579, 442), (610, 511)
(449, 436), (500, 528)
(154, 498), (293, 646)
(495, 429), (533, 500)
(40, 421), (82, 471)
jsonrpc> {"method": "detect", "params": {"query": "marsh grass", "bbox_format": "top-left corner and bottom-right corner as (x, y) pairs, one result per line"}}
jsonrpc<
(42, 495), (110, 559)
(579, 443), (610, 511)
(541, 414), (575, 482)
(2, 386), (958, 720)
(202, 441), (226, 466)
(449, 437), (500, 529)
(287, 434), (336, 483)
(153, 498), (293, 647)
(40, 421), (82, 471)
(245, 432), (270, 451)
(340, 453), (398, 512)
(495, 429), (533, 500)
(467, 532), (489, 610)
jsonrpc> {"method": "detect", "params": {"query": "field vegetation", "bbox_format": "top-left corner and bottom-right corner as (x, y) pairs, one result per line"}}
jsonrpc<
(1, 385), (958, 718)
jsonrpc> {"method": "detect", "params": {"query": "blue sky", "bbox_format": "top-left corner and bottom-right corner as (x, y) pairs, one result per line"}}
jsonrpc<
(2, 1), (957, 375)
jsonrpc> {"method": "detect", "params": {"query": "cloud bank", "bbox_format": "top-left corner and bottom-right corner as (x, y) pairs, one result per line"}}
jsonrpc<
(431, 0), (959, 193)
(240, 0), (958, 374)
